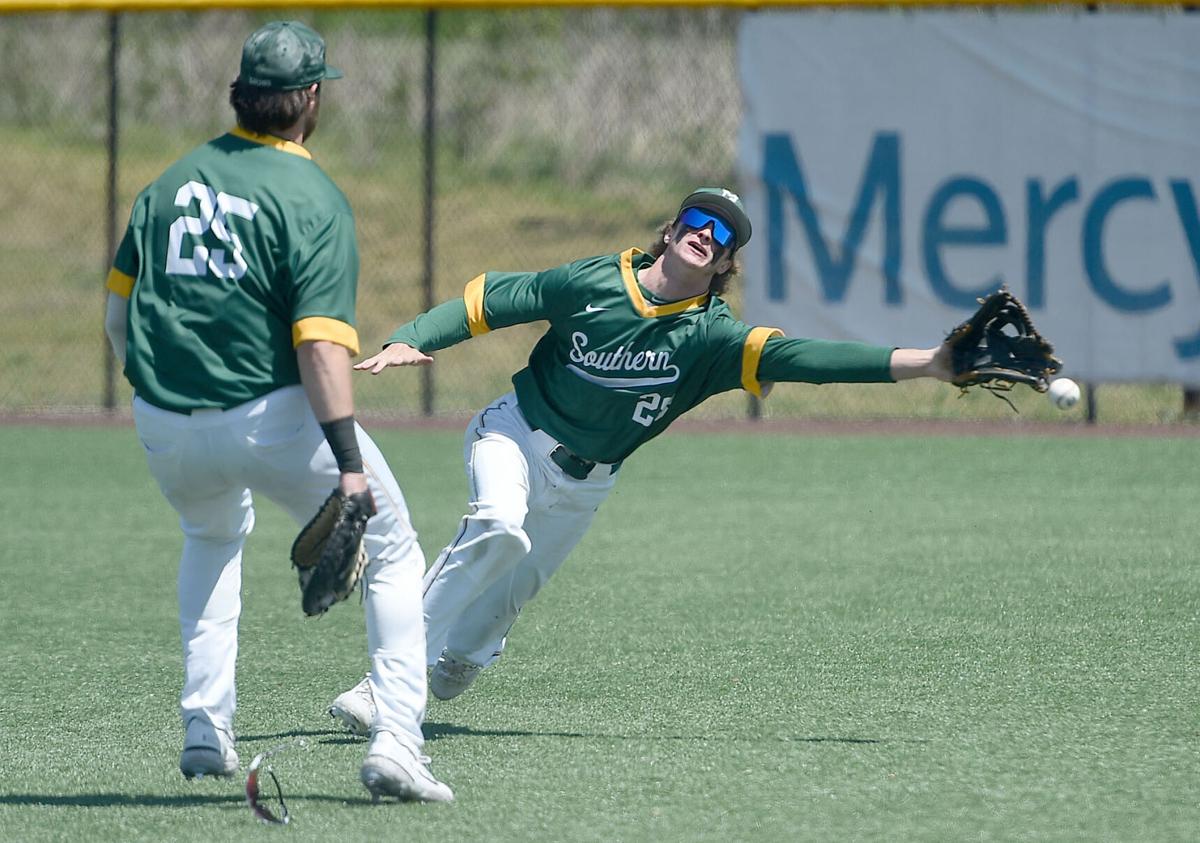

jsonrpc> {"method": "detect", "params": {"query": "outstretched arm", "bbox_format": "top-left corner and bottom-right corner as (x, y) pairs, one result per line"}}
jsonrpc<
(357, 264), (568, 376)
(890, 343), (953, 382)
(353, 297), (468, 375)
(747, 335), (953, 395)
(355, 342), (434, 374)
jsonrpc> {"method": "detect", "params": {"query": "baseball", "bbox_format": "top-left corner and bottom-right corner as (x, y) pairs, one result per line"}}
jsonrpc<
(1048, 378), (1080, 410)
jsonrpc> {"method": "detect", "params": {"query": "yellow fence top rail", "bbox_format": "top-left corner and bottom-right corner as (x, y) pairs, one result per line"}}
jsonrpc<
(0, 0), (1190, 12)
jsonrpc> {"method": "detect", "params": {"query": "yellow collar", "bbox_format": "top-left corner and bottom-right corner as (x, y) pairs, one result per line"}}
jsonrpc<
(230, 127), (312, 160)
(618, 248), (709, 318)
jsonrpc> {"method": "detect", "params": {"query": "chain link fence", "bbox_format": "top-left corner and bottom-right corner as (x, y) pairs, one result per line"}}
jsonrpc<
(0, 8), (1192, 424)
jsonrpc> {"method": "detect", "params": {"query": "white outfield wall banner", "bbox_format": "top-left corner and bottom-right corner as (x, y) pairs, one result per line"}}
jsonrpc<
(736, 12), (1200, 385)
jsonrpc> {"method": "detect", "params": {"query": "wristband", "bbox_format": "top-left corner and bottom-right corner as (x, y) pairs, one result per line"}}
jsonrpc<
(320, 416), (363, 474)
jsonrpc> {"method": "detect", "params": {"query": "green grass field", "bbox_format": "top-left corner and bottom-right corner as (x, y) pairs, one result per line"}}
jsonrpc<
(2, 424), (1198, 841)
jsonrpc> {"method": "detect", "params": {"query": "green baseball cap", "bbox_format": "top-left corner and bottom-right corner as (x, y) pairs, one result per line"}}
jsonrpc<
(678, 187), (752, 249)
(239, 21), (343, 91)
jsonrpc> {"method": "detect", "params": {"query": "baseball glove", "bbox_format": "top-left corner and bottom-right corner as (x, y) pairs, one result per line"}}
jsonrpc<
(291, 489), (376, 617)
(945, 288), (1063, 408)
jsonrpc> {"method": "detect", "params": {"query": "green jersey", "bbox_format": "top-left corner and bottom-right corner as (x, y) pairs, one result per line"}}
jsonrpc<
(107, 128), (361, 413)
(387, 249), (895, 464)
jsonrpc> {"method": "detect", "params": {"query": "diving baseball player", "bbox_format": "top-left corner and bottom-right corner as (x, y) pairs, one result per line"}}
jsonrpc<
(328, 188), (954, 729)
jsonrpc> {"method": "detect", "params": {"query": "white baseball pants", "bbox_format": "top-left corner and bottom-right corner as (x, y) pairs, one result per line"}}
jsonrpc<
(422, 393), (618, 668)
(133, 385), (429, 747)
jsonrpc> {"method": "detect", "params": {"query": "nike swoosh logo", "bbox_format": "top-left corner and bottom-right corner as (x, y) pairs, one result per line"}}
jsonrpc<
(584, 304), (608, 313)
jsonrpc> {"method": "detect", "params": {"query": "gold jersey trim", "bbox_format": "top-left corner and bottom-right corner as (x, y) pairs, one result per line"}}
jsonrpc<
(230, 126), (312, 160)
(741, 326), (784, 398)
(106, 267), (134, 298)
(618, 248), (709, 318)
(293, 317), (360, 355)
(465, 273), (490, 336)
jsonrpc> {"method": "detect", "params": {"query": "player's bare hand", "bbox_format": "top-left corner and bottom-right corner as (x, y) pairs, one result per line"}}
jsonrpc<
(354, 343), (434, 374)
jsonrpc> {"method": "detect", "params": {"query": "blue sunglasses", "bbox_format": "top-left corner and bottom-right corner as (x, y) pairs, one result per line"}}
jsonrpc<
(678, 207), (737, 249)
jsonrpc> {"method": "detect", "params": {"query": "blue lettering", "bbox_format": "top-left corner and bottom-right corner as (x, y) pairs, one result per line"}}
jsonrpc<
(1169, 180), (1200, 359)
(922, 177), (1007, 308)
(1082, 178), (1171, 312)
(1175, 333), (1200, 360)
(761, 133), (1197, 355)
(1026, 178), (1079, 308)
(763, 132), (902, 304)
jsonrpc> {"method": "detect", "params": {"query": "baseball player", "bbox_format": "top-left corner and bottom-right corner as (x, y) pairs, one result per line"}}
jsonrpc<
(103, 21), (451, 802)
(327, 187), (954, 730)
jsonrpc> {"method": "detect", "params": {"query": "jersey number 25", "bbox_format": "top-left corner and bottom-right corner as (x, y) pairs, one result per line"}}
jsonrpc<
(166, 180), (260, 281)
(632, 393), (673, 427)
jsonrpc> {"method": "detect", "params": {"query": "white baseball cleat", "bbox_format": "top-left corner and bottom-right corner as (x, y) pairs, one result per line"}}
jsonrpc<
(361, 730), (454, 803)
(429, 651), (484, 701)
(179, 717), (239, 779)
(328, 675), (375, 737)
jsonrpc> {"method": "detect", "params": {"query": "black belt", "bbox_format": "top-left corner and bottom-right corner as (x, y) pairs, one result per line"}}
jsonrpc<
(145, 402), (226, 416)
(547, 443), (622, 481)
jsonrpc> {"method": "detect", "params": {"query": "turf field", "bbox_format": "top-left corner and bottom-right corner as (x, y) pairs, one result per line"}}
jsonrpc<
(2, 423), (1197, 841)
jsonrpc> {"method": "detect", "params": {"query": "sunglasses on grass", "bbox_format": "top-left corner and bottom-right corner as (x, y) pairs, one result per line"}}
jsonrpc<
(678, 207), (737, 249)
(245, 745), (296, 825)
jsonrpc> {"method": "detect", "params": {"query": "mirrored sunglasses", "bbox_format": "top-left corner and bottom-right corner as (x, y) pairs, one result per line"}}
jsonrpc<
(678, 207), (736, 249)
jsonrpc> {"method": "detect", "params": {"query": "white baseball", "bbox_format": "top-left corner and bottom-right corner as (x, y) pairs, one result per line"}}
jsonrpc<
(1048, 377), (1081, 410)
